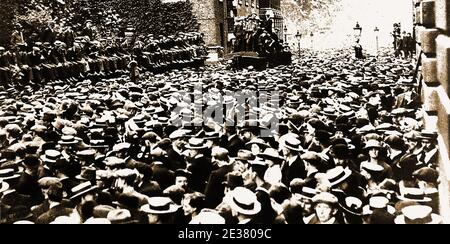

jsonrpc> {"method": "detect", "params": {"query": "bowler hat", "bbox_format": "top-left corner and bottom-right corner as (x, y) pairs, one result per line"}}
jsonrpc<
(76, 167), (97, 182)
(222, 173), (244, 189)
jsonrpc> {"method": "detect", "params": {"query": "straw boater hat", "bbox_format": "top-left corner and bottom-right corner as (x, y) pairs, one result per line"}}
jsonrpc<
(58, 135), (79, 146)
(70, 181), (98, 200)
(394, 205), (442, 224)
(293, 187), (320, 201)
(258, 148), (284, 163)
(362, 196), (396, 216)
(326, 166), (352, 187)
(0, 179), (10, 194)
(40, 150), (61, 164)
(0, 168), (21, 182)
(141, 197), (180, 215)
(340, 196), (363, 216)
(224, 187), (261, 216)
(397, 188), (432, 203)
(189, 209), (226, 224)
(283, 136), (304, 152)
(185, 138), (208, 150)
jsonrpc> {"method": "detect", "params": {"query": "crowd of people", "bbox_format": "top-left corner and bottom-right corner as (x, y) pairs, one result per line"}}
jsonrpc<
(0, 0), (208, 89)
(232, 12), (285, 58)
(0, 45), (442, 224)
(0, 26), (207, 88)
(392, 24), (415, 60)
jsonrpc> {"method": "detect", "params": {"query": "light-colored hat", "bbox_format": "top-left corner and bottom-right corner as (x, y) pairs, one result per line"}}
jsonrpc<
(362, 196), (395, 215)
(58, 135), (79, 145)
(395, 205), (442, 224)
(0, 169), (20, 182)
(258, 148), (284, 162)
(364, 140), (383, 149)
(326, 166), (352, 187)
(141, 197), (180, 215)
(340, 197), (363, 216)
(189, 210), (225, 224)
(224, 187), (261, 216)
(397, 188), (432, 203)
(50, 215), (80, 224)
(70, 182), (98, 200)
(84, 218), (111, 224)
(0, 179), (10, 194)
(107, 209), (132, 223)
(283, 136), (304, 152)
(185, 138), (208, 150)
(40, 150), (61, 163)
(312, 192), (338, 205)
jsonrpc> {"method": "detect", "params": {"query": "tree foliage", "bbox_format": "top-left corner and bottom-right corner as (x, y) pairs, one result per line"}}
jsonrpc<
(281, 0), (342, 35)
(0, 0), (17, 47)
(0, 0), (200, 46)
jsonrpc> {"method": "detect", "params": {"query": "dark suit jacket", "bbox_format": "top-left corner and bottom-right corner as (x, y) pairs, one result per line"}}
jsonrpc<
(224, 135), (245, 158)
(281, 156), (307, 186)
(15, 172), (44, 205)
(187, 155), (214, 193)
(36, 204), (74, 224)
(151, 164), (175, 190)
(166, 148), (186, 170)
(204, 164), (233, 208)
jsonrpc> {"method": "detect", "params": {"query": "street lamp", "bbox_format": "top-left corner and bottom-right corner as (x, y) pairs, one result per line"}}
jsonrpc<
(354, 22), (362, 40)
(374, 27), (380, 53)
(295, 31), (302, 57)
(310, 32), (314, 49)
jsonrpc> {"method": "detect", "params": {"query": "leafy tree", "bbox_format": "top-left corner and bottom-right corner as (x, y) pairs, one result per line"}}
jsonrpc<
(0, 0), (17, 47)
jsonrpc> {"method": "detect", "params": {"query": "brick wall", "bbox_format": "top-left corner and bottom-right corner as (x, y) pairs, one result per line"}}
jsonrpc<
(416, 0), (450, 223)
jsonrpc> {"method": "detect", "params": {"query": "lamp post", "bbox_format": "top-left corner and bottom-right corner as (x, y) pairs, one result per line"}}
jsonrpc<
(353, 22), (363, 59)
(310, 32), (314, 50)
(295, 31), (302, 58)
(284, 25), (288, 43)
(354, 22), (363, 40)
(374, 27), (380, 53)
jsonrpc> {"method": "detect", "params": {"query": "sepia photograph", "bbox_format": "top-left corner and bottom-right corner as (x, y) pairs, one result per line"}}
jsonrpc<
(0, 0), (449, 225)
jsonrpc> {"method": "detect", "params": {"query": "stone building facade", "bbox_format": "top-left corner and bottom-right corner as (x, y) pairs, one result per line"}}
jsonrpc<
(190, 0), (283, 53)
(416, 0), (450, 223)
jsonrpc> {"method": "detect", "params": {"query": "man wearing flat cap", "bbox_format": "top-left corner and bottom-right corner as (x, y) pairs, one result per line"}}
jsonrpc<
(308, 192), (341, 224)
